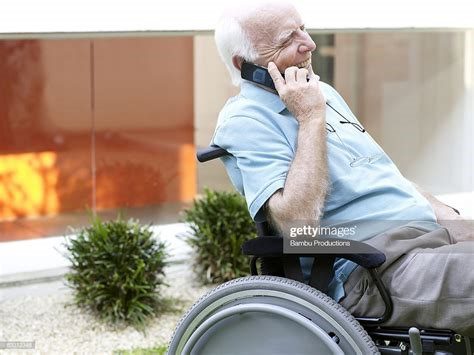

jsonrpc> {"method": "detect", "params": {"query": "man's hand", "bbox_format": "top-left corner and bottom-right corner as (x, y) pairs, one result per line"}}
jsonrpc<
(268, 62), (326, 123)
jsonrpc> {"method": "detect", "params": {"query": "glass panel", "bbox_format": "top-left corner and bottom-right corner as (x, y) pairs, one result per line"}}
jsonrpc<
(0, 37), (196, 241)
(0, 39), (92, 241)
(311, 34), (335, 85)
(93, 37), (195, 223)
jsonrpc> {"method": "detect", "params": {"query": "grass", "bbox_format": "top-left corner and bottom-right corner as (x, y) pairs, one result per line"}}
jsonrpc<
(114, 344), (167, 355)
(112, 296), (185, 354)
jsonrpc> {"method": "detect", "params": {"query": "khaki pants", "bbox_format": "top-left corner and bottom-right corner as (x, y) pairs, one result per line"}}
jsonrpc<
(339, 225), (474, 336)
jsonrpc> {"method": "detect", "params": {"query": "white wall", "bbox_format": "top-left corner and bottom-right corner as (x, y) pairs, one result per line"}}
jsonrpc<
(1, 0), (472, 36)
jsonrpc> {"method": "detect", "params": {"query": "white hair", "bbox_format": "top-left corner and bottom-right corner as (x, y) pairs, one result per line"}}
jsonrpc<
(214, 9), (259, 86)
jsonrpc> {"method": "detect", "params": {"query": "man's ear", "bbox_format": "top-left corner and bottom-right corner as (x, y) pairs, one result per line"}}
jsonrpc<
(232, 56), (243, 71)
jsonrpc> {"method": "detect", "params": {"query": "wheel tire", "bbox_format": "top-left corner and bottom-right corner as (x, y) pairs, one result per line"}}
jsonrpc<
(168, 276), (379, 355)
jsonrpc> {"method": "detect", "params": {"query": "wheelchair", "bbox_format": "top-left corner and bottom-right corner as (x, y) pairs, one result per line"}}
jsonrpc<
(168, 145), (473, 355)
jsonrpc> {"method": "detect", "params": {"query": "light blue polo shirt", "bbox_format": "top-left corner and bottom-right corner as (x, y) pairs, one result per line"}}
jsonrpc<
(212, 80), (437, 302)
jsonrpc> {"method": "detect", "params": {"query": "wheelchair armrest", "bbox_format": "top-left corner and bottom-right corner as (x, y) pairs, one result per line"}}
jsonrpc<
(242, 236), (283, 257)
(241, 236), (386, 269)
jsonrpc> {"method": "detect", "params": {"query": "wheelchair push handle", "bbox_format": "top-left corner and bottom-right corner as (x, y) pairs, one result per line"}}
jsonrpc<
(196, 145), (230, 162)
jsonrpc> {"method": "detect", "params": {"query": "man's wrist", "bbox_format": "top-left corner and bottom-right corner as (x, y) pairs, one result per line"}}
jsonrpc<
(297, 111), (325, 125)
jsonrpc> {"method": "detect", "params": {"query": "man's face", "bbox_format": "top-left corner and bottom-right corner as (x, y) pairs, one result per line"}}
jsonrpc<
(245, 4), (316, 72)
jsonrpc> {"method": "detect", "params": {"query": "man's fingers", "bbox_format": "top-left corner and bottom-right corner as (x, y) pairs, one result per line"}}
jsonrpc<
(285, 67), (297, 84)
(308, 73), (325, 101)
(268, 62), (285, 91)
(296, 68), (309, 83)
(309, 74), (320, 82)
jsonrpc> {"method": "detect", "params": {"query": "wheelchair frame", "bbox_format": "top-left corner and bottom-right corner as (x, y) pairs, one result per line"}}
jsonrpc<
(169, 145), (472, 355)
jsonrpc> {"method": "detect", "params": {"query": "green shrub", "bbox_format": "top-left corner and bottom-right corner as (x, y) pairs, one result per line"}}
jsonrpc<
(182, 188), (257, 284)
(64, 216), (168, 330)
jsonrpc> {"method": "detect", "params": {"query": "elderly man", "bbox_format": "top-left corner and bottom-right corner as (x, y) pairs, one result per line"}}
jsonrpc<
(212, 1), (474, 335)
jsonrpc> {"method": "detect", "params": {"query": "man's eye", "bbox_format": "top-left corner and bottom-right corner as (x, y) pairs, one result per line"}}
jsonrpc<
(281, 37), (292, 46)
(300, 25), (306, 31)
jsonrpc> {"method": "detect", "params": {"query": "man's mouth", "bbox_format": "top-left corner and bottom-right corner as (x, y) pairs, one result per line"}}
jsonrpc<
(295, 58), (311, 68)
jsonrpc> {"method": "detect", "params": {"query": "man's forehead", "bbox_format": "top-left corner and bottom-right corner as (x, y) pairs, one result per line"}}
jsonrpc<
(243, 4), (302, 42)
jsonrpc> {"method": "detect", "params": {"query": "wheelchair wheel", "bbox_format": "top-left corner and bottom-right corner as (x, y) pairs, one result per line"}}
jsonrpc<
(168, 276), (379, 355)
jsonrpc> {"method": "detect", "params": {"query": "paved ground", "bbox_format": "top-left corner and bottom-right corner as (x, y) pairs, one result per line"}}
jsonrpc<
(0, 263), (215, 354)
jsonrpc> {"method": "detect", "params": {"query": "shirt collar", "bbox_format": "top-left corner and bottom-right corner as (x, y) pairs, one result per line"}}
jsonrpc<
(240, 80), (287, 113)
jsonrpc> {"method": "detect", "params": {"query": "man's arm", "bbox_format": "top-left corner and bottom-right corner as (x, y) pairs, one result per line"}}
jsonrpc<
(265, 63), (329, 234)
(411, 182), (473, 242)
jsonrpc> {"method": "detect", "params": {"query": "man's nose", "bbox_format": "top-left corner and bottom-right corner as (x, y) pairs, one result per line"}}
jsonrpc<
(298, 31), (316, 53)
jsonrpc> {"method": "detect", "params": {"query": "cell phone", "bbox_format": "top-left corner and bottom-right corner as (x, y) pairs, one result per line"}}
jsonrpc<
(241, 61), (312, 92)
(241, 61), (279, 91)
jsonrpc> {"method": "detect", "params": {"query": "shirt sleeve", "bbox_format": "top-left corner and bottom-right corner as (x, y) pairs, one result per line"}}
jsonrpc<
(213, 115), (294, 219)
